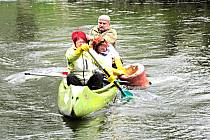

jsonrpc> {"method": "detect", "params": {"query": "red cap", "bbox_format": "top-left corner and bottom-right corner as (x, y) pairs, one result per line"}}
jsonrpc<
(71, 31), (87, 45)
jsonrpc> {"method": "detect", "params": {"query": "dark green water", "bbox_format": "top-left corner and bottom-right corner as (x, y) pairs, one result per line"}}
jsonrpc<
(1, 1), (210, 139)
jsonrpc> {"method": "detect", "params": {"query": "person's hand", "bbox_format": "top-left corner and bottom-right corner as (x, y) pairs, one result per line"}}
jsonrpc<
(86, 34), (93, 40)
(114, 58), (127, 74)
(112, 67), (126, 76)
(116, 69), (126, 75)
(107, 74), (115, 83)
(80, 44), (90, 52)
(93, 36), (104, 44)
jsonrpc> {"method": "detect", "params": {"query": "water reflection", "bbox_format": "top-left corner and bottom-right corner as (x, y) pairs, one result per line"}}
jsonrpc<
(197, 45), (210, 67)
(68, 0), (81, 2)
(62, 113), (108, 139)
(1, 0), (210, 139)
(16, 1), (37, 42)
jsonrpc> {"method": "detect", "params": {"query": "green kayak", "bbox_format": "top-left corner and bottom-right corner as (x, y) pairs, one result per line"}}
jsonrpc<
(57, 79), (118, 118)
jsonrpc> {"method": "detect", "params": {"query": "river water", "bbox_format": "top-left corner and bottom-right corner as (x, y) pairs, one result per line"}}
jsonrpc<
(1, 1), (210, 139)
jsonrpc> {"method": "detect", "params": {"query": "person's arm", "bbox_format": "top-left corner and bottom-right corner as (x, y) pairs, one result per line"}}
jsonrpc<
(65, 44), (90, 63)
(88, 26), (98, 41)
(86, 34), (94, 41)
(108, 44), (126, 75)
(102, 29), (117, 46)
(65, 47), (82, 63)
(114, 57), (125, 71)
(89, 48), (116, 82)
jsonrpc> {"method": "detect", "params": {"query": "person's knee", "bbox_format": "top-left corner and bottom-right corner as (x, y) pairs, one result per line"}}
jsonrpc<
(95, 72), (103, 79)
(67, 74), (82, 86)
(67, 74), (73, 86)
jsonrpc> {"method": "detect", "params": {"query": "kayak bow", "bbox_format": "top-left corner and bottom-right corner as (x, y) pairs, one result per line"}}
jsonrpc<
(57, 79), (118, 118)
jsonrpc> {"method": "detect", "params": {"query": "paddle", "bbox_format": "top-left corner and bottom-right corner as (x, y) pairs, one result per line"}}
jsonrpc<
(24, 72), (67, 78)
(24, 72), (130, 86)
(87, 49), (133, 98)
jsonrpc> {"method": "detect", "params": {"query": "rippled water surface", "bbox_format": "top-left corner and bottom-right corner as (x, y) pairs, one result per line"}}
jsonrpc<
(1, 1), (210, 139)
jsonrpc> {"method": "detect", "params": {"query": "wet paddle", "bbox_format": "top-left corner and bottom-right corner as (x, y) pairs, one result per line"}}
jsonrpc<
(24, 72), (130, 86)
(87, 49), (133, 98)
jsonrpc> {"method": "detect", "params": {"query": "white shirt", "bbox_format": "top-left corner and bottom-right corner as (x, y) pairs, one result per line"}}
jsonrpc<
(97, 44), (120, 68)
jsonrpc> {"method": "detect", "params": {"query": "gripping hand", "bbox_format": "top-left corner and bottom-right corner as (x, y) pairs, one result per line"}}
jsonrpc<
(107, 74), (115, 83)
(80, 44), (90, 52)
(117, 69), (126, 75)
(112, 68), (126, 76)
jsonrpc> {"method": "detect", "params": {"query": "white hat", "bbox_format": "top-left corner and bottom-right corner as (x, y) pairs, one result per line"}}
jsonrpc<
(98, 15), (110, 22)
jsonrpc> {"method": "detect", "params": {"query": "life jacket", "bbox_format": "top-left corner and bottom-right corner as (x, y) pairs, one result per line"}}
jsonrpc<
(65, 46), (98, 84)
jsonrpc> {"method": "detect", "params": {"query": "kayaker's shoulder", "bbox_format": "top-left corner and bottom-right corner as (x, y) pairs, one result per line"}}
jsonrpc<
(89, 26), (99, 33)
(65, 45), (76, 55)
(108, 28), (117, 34)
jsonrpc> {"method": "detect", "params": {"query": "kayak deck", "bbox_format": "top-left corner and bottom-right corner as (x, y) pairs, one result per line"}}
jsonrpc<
(57, 79), (118, 118)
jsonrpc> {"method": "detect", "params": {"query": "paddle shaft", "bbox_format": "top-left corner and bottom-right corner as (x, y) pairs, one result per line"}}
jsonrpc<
(25, 72), (130, 85)
(24, 72), (67, 78)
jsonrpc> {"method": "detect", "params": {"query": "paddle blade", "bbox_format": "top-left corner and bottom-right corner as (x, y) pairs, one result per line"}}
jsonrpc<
(61, 71), (69, 75)
(121, 88), (134, 98)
